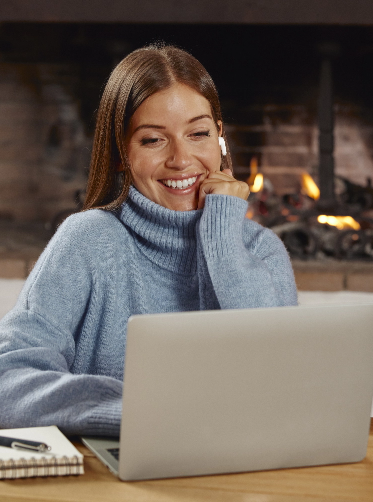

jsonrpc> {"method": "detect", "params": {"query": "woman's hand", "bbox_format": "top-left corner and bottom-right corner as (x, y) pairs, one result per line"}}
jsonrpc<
(197, 169), (250, 209)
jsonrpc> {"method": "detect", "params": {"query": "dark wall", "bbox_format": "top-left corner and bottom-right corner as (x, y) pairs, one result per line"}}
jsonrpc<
(1, 0), (373, 24)
(1, 23), (373, 126)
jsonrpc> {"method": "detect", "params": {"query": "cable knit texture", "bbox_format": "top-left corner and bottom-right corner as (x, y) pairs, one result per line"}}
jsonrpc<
(0, 187), (297, 436)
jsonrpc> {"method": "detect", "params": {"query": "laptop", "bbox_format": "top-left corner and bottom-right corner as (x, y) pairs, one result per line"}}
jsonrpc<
(82, 303), (373, 481)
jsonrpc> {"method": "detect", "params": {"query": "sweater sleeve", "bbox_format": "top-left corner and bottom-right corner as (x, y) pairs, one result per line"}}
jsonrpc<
(197, 194), (298, 310)
(0, 214), (122, 436)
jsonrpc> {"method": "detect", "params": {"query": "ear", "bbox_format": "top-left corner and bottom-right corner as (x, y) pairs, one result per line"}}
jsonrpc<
(217, 120), (223, 136)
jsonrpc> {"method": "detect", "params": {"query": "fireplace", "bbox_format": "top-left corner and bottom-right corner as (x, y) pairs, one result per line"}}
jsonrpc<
(221, 26), (373, 261)
(0, 21), (373, 264)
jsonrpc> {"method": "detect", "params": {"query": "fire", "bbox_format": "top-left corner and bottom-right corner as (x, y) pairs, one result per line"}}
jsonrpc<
(251, 173), (264, 193)
(246, 157), (264, 193)
(317, 215), (361, 230)
(301, 173), (320, 200)
(246, 157), (258, 186)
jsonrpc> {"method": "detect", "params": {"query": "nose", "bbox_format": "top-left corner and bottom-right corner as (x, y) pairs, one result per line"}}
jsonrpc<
(165, 138), (193, 170)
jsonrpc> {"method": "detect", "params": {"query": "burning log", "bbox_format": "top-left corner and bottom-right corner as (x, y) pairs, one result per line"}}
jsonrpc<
(247, 170), (373, 260)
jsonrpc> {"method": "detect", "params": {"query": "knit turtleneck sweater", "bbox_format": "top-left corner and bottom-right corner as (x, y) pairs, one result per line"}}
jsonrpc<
(122, 186), (200, 275)
(0, 188), (297, 436)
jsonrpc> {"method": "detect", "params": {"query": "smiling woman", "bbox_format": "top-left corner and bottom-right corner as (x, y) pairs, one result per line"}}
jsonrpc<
(0, 44), (297, 437)
(84, 44), (236, 210)
(125, 83), (247, 211)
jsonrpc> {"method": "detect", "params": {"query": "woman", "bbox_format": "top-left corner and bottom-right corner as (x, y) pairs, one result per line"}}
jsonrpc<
(0, 45), (297, 436)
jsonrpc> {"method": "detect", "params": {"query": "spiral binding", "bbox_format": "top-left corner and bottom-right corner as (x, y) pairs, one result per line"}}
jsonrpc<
(0, 454), (83, 479)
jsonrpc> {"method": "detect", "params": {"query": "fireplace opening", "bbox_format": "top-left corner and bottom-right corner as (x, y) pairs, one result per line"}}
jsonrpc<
(0, 23), (373, 263)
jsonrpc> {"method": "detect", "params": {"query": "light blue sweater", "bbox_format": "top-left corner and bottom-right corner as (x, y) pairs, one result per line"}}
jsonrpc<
(0, 187), (297, 436)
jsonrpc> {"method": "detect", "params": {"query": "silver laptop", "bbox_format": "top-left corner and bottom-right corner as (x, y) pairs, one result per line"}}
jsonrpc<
(82, 304), (373, 481)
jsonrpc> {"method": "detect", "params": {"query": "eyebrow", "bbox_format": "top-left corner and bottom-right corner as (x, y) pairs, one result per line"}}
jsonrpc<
(132, 114), (213, 134)
(188, 114), (213, 124)
(133, 124), (165, 133)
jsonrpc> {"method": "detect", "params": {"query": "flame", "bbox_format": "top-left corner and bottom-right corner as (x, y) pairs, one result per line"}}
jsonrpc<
(251, 173), (264, 193)
(246, 157), (258, 186)
(301, 173), (320, 200)
(245, 157), (263, 193)
(317, 215), (360, 230)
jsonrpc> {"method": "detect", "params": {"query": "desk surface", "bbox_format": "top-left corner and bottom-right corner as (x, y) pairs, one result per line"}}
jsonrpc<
(2, 420), (373, 502)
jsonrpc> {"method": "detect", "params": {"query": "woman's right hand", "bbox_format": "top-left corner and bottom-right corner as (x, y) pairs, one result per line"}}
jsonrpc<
(197, 169), (250, 209)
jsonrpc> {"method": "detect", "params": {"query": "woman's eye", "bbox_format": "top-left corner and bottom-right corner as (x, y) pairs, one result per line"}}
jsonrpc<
(140, 137), (161, 146)
(191, 130), (210, 139)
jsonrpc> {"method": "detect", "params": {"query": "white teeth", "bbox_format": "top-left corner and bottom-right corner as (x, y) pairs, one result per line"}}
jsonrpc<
(162, 176), (197, 190)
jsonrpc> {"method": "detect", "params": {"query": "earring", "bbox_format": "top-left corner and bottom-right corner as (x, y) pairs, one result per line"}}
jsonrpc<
(218, 137), (227, 156)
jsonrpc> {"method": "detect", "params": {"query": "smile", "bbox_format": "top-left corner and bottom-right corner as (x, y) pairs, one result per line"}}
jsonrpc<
(161, 176), (197, 190)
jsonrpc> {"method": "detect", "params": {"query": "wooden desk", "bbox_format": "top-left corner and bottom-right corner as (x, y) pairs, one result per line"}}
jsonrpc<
(2, 420), (373, 502)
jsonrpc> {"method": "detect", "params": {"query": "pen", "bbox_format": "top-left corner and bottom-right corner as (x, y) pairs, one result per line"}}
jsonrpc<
(0, 435), (51, 452)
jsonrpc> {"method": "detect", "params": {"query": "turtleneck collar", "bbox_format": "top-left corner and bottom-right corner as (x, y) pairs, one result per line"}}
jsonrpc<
(119, 186), (202, 274)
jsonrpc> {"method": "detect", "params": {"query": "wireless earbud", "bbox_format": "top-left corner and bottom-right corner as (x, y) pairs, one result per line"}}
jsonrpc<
(218, 137), (227, 156)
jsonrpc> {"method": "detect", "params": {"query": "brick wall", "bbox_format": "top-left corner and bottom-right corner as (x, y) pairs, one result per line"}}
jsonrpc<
(227, 104), (373, 196)
(0, 62), (90, 223)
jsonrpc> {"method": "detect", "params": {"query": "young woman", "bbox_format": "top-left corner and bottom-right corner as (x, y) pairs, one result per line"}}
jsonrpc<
(0, 45), (297, 436)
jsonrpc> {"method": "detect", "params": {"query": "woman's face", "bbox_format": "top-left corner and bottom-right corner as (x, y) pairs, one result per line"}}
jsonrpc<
(124, 83), (222, 211)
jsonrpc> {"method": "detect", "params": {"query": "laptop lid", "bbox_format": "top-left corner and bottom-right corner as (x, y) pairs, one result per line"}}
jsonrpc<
(118, 304), (373, 481)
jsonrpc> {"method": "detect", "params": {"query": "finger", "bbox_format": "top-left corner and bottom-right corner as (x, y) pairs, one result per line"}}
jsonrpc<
(207, 170), (235, 182)
(197, 177), (229, 208)
(201, 177), (250, 199)
(197, 174), (249, 209)
(199, 178), (233, 198)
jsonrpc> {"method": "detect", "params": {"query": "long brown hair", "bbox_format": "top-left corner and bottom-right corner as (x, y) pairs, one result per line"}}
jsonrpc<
(83, 44), (233, 211)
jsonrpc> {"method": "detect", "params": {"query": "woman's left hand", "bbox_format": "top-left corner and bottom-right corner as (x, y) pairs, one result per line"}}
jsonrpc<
(197, 169), (250, 209)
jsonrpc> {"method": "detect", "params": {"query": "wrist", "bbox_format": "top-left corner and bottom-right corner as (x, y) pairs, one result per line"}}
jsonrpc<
(199, 194), (248, 258)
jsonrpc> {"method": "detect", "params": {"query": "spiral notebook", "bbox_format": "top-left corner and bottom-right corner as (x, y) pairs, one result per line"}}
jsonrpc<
(0, 425), (84, 479)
